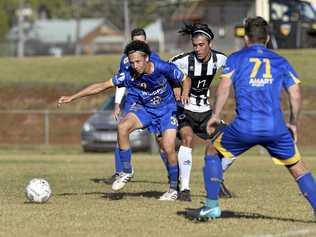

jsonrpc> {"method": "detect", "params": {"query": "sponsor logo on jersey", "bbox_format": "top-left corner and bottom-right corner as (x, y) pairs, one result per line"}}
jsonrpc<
(249, 78), (273, 87)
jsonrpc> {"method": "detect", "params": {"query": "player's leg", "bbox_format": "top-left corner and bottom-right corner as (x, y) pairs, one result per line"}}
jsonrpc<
(159, 128), (179, 201)
(155, 135), (169, 174)
(287, 160), (316, 217)
(266, 132), (316, 217)
(177, 125), (194, 201)
(198, 126), (250, 220)
(112, 111), (147, 191)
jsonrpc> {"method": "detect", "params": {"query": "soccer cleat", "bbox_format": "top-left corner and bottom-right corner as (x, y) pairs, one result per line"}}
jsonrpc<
(159, 189), (178, 201)
(104, 173), (120, 184)
(178, 189), (192, 202)
(197, 206), (221, 221)
(112, 172), (133, 191)
(219, 182), (233, 198)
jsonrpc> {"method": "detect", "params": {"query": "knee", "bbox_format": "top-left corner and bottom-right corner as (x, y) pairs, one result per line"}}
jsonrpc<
(117, 121), (132, 135)
(181, 135), (193, 147)
(205, 143), (218, 156)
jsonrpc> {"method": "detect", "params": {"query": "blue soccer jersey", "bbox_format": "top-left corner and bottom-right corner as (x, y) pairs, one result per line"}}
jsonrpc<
(112, 57), (185, 134)
(213, 44), (301, 165)
(222, 44), (300, 137)
(117, 52), (161, 112)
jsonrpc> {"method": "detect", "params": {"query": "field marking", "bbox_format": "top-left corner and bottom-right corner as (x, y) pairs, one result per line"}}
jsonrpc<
(244, 228), (316, 237)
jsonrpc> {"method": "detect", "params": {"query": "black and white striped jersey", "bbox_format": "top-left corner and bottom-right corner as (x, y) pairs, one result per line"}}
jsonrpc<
(171, 50), (226, 113)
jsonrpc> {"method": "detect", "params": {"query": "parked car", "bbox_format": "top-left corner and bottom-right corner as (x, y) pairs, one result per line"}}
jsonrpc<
(81, 95), (158, 153)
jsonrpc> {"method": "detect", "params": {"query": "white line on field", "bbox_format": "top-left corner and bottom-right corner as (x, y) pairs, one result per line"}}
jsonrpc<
(243, 228), (316, 237)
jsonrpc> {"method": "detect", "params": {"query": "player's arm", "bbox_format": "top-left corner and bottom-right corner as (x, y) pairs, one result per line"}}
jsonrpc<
(181, 75), (191, 105)
(57, 79), (114, 106)
(286, 83), (301, 142)
(206, 73), (232, 135)
(113, 87), (126, 120)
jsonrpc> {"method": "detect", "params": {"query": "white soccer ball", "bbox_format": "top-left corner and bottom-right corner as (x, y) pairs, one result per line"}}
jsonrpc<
(25, 178), (52, 203)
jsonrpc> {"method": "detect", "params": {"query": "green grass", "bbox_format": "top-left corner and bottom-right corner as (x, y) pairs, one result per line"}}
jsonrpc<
(1, 149), (316, 237)
(0, 50), (315, 87)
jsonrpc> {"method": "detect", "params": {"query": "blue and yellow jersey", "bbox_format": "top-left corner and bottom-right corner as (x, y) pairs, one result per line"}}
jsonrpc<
(112, 57), (184, 116)
(222, 44), (300, 136)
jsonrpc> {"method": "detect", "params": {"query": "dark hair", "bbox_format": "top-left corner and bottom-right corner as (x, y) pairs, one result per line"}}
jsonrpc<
(244, 17), (269, 43)
(124, 40), (151, 56)
(131, 28), (146, 40)
(179, 23), (214, 43)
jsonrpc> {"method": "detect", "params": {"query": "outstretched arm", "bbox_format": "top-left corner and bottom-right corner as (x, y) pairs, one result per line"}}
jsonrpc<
(57, 79), (114, 106)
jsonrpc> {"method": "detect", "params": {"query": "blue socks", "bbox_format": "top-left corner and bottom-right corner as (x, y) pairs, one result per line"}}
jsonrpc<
(203, 154), (223, 200)
(168, 164), (179, 190)
(119, 148), (132, 173)
(114, 146), (123, 173)
(160, 151), (169, 172)
(297, 172), (316, 209)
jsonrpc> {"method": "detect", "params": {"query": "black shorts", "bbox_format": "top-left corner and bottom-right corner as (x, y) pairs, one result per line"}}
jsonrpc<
(176, 106), (212, 140)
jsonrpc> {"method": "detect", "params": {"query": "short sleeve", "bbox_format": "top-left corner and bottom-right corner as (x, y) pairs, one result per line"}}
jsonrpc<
(221, 54), (237, 80)
(161, 61), (185, 85)
(282, 61), (301, 89)
(112, 72), (128, 87)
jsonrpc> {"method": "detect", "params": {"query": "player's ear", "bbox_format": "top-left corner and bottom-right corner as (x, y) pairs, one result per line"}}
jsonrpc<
(209, 40), (213, 48)
(265, 35), (270, 45)
(244, 35), (250, 46)
(145, 55), (149, 62)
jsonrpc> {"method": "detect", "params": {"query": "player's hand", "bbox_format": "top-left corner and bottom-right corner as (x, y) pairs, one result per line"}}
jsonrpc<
(173, 87), (181, 101)
(287, 123), (298, 143)
(206, 116), (221, 135)
(181, 93), (190, 105)
(57, 96), (73, 107)
(112, 103), (121, 121)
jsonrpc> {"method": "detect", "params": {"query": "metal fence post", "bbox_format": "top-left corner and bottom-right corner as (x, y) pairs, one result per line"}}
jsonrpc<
(44, 110), (49, 145)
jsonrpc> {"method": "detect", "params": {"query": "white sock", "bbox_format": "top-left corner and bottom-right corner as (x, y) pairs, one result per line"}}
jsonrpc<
(222, 157), (236, 172)
(178, 145), (192, 191)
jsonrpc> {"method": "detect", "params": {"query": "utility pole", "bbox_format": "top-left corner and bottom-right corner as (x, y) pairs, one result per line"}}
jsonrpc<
(73, 0), (81, 55)
(123, 0), (130, 46)
(17, 0), (25, 58)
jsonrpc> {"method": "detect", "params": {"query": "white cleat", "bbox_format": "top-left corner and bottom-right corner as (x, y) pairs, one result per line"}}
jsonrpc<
(159, 189), (178, 201)
(112, 172), (133, 191)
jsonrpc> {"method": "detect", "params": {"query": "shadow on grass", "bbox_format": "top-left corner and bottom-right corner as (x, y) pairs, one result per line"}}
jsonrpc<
(101, 191), (164, 200)
(90, 177), (166, 185)
(55, 190), (163, 200)
(177, 208), (316, 224)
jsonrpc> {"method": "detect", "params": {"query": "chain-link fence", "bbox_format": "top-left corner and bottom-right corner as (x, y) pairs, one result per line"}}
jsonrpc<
(0, 110), (315, 149)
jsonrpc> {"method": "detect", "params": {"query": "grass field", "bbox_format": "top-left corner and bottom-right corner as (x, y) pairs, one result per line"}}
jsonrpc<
(0, 49), (316, 87)
(1, 148), (316, 237)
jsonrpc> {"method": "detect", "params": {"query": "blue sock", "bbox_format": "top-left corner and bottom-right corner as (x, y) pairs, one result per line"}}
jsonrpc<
(203, 154), (223, 200)
(160, 151), (169, 172)
(168, 164), (179, 190)
(119, 148), (132, 173)
(114, 146), (123, 173)
(297, 172), (316, 210)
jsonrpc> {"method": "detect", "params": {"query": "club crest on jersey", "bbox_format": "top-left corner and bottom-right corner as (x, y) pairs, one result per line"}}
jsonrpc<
(170, 116), (178, 126)
(136, 82), (147, 90)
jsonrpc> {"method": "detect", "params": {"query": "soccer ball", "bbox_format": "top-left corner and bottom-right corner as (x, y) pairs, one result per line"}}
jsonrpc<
(25, 178), (52, 203)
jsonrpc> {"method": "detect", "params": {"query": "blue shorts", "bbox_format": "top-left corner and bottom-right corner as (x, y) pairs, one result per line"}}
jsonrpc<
(129, 104), (178, 135)
(213, 124), (301, 166)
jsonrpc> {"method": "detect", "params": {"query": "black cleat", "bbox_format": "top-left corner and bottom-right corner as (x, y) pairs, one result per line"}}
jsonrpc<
(178, 189), (192, 202)
(219, 182), (233, 198)
(103, 173), (120, 184)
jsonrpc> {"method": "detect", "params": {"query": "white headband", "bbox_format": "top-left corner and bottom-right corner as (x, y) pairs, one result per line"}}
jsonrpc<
(193, 30), (213, 40)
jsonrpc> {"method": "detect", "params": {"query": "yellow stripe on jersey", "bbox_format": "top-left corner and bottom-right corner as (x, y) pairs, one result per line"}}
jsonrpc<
(213, 133), (234, 158)
(272, 145), (301, 166)
(289, 72), (301, 84)
(221, 70), (234, 80)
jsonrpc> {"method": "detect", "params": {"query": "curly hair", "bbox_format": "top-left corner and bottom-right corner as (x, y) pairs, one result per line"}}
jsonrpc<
(179, 23), (214, 42)
(124, 40), (151, 56)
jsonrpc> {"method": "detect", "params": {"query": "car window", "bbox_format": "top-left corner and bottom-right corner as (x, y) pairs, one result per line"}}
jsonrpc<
(100, 96), (115, 111)
(99, 95), (126, 111)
